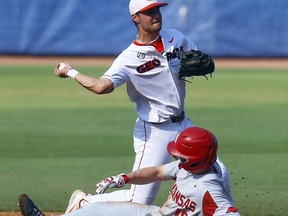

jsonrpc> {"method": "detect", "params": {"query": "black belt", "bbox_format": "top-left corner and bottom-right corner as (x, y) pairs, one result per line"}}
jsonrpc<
(170, 111), (185, 123)
(151, 111), (185, 124)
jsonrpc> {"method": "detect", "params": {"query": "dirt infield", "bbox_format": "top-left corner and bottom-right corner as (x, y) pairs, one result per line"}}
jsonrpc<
(0, 55), (287, 68)
(0, 212), (19, 216)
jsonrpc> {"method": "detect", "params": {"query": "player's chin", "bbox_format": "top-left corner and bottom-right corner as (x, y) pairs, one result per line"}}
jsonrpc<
(152, 23), (162, 31)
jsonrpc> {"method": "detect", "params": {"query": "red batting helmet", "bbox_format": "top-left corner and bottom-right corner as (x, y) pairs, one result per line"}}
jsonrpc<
(167, 127), (218, 174)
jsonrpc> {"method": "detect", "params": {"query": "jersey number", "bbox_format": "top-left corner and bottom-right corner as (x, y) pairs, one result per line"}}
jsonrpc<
(175, 209), (188, 216)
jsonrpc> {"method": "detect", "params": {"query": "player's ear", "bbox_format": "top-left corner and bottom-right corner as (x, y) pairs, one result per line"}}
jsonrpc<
(131, 14), (139, 23)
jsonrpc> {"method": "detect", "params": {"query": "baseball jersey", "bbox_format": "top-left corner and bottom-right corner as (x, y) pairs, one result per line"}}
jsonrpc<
(102, 29), (197, 123)
(159, 160), (240, 216)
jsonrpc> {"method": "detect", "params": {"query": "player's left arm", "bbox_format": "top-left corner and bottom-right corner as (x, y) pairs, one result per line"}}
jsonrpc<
(127, 165), (169, 184)
(95, 165), (170, 194)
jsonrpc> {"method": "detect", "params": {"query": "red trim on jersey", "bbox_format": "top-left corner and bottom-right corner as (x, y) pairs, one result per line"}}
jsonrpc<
(202, 191), (218, 216)
(133, 36), (164, 53)
(226, 207), (239, 213)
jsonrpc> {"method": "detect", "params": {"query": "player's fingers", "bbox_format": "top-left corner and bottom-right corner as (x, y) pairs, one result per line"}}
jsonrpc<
(96, 180), (104, 187)
(96, 184), (107, 194)
(95, 187), (102, 194)
(54, 63), (62, 76)
(54, 62), (73, 78)
(95, 183), (103, 188)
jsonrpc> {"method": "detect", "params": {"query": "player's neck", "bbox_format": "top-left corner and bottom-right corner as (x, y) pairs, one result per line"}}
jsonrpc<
(136, 34), (160, 45)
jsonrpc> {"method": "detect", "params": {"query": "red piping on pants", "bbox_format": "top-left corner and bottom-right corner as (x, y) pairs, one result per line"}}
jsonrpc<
(130, 121), (148, 202)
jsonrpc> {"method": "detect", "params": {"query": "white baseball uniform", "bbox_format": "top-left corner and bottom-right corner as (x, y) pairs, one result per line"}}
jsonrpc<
(82, 29), (232, 205)
(63, 160), (239, 216)
(89, 28), (195, 205)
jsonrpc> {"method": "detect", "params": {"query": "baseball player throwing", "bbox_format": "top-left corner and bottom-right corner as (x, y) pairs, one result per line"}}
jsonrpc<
(18, 127), (240, 216)
(54, 0), (219, 206)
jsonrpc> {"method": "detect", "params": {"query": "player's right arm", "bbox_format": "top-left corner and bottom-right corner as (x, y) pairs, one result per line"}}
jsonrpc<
(54, 62), (114, 94)
(74, 73), (114, 94)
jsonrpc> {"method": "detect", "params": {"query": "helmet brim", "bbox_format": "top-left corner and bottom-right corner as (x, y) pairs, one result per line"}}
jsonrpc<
(138, 3), (168, 13)
(167, 141), (183, 158)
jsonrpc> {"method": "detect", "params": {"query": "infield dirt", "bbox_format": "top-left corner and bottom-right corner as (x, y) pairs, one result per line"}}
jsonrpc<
(0, 55), (287, 69)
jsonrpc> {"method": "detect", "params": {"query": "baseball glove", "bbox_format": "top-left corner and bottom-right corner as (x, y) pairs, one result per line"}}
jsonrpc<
(177, 50), (215, 80)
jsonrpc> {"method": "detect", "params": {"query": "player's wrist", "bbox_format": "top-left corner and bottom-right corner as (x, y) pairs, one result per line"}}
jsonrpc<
(67, 69), (79, 79)
(121, 174), (129, 184)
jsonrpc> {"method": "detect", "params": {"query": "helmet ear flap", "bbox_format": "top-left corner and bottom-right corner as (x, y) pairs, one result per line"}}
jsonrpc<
(189, 162), (200, 168)
(168, 127), (218, 174)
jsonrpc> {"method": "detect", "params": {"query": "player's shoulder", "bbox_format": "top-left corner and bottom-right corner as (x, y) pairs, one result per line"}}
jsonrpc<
(194, 172), (223, 191)
(161, 28), (191, 46)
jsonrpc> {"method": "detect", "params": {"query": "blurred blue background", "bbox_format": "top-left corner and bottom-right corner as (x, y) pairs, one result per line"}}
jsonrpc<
(1, 0), (288, 57)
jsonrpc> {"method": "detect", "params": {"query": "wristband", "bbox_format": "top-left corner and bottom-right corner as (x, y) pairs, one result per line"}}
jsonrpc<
(67, 69), (79, 79)
(121, 174), (129, 184)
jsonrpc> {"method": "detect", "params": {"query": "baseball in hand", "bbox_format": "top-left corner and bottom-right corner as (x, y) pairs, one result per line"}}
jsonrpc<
(58, 62), (66, 70)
